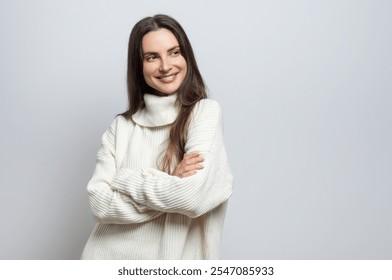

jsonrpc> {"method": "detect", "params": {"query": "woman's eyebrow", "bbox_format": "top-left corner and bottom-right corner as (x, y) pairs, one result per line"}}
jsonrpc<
(167, 45), (180, 52)
(143, 51), (157, 56)
(143, 45), (180, 56)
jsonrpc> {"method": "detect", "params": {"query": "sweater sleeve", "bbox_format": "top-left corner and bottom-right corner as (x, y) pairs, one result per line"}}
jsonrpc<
(86, 117), (164, 224)
(110, 100), (234, 218)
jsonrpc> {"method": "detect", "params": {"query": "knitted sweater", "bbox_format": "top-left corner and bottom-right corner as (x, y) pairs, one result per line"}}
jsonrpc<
(81, 93), (233, 259)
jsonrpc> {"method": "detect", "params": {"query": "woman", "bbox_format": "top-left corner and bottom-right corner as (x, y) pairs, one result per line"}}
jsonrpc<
(81, 14), (233, 260)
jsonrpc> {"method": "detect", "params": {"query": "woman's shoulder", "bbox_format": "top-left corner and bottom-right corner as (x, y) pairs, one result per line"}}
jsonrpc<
(105, 114), (124, 128)
(104, 114), (135, 136)
(193, 98), (222, 117)
(113, 114), (129, 124)
(189, 98), (223, 130)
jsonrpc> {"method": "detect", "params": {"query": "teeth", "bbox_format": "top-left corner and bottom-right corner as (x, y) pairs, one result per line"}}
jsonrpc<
(160, 74), (176, 82)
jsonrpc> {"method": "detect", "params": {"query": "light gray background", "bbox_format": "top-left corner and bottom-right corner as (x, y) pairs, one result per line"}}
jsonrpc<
(1, 0), (391, 259)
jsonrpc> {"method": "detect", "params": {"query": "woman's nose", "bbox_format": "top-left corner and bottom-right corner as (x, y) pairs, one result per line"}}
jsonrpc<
(159, 58), (172, 72)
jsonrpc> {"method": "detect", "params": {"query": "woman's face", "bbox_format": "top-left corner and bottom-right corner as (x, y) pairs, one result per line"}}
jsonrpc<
(142, 28), (187, 95)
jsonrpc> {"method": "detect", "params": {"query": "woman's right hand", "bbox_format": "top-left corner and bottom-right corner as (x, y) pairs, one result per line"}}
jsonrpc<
(172, 152), (204, 178)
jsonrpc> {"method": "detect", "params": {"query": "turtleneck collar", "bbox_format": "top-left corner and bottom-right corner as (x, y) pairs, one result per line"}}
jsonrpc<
(132, 93), (179, 127)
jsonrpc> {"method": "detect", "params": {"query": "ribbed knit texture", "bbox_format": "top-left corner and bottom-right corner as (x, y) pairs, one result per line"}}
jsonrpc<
(81, 93), (233, 260)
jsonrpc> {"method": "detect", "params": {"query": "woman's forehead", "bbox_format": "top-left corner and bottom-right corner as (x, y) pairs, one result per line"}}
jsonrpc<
(142, 28), (179, 53)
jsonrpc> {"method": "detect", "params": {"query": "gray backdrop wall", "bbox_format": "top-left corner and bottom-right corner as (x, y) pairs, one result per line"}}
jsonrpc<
(1, 0), (391, 259)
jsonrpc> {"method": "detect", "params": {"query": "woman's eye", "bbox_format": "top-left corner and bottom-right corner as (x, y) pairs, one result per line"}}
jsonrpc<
(146, 55), (157, 61)
(170, 50), (180, 56)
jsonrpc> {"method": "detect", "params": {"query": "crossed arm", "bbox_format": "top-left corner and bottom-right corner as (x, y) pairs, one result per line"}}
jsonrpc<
(86, 100), (233, 224)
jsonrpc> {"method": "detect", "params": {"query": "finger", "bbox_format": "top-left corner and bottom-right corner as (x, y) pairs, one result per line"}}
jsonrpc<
(181, 170), (198, 178)
(183, 155), (204, 166)
(183, 163), (204, 173)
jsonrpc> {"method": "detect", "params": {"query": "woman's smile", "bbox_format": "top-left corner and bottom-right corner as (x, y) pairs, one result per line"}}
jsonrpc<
(157, 73), (179, 83)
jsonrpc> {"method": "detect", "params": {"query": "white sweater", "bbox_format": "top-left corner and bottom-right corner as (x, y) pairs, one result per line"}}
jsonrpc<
(81, 93), (233, 259)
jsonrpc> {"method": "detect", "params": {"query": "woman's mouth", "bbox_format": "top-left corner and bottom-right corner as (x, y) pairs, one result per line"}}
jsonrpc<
(157, 73), (178, 83)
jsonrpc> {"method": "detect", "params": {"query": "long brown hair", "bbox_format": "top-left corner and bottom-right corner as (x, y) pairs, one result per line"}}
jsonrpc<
(120, 14), (207, 173)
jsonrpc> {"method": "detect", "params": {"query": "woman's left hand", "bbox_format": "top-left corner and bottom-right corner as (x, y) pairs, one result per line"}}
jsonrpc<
(172, 152), (204, 178)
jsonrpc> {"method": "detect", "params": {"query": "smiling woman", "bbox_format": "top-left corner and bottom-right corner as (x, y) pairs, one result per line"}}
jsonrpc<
(80, 14), (233, 260)
(142, 28), (187, 95)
